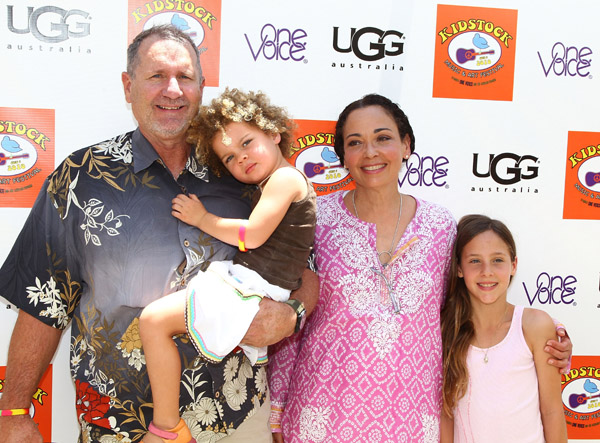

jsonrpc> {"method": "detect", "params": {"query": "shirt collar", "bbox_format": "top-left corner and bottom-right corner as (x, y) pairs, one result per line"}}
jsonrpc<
(132, 128), (161, 174)
(131, 128), (210, 182)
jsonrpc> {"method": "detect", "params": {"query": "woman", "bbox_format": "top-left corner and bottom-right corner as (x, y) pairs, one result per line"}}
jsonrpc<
(269, 94), (455, 442)
(268, 94), (571, 443)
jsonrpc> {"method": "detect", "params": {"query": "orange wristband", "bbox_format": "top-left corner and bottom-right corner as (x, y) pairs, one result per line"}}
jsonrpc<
(238, 223), (247, 252)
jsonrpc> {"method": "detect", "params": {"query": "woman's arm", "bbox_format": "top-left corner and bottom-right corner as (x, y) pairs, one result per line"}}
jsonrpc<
(523, 308), (568, 443)
(440, 412), (454, 443)
(172, 167), (306, 248)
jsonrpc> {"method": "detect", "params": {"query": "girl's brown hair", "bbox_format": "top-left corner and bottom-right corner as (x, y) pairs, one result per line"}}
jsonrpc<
(186, 88), (295, 176)
(441, 214), (517, 417)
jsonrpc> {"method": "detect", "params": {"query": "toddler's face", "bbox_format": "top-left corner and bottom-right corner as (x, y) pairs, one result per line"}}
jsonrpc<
(212, 122), (282, 185)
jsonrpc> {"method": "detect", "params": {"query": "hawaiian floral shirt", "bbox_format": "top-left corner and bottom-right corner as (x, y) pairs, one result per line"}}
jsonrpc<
(0, 130), (268, 442)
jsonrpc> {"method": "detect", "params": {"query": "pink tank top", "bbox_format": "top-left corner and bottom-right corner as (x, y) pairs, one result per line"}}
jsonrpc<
(454, 305), (545, 443)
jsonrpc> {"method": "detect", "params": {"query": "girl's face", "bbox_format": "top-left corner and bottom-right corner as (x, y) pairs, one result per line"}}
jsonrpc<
(342, 105), (411, 191)
(457, 230), (517, 306)
(212, 121), (283, 184)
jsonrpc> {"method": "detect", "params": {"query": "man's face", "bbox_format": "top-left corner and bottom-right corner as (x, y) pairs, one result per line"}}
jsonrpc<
(122, 36), (204, 147)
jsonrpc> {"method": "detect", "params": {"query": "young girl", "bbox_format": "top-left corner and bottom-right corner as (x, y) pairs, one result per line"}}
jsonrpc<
(139, 88), (316, 443)
(440, 214), (567, 443)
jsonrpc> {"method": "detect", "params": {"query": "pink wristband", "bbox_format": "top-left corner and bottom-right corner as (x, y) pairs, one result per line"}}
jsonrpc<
(238, 223), (247, 252)
(148, 421), (178, 439)
(0, 408), (29, 416)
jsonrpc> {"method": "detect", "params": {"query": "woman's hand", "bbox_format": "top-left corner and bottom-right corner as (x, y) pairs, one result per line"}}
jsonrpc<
(172, 194), (207, 228)
(272, 433), (285, 443)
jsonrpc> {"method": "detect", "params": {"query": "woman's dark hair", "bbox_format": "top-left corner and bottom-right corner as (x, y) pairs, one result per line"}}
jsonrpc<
(333, 93), (415, 165)
(441, 214), (517, 418)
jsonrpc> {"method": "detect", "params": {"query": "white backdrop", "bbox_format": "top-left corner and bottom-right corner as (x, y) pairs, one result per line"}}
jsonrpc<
(1, 0), (599, 441)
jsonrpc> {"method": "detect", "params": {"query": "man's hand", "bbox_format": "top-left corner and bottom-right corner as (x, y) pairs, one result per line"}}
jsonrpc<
(242, 298), (295, 348)
(241, 269), (318, 348)
(546, 327), (572, 374)
(0, 415), (42, 443)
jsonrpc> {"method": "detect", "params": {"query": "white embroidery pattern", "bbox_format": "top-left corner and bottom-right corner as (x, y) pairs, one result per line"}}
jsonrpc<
(299, 405), (331, 442)
(367, 312), (402, 358)
(421, 412), (440, 443)
(326, 194), (436, 356)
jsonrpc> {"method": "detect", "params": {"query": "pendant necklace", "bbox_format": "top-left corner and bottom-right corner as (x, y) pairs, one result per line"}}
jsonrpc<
(352, 190), (403, 266)
(475, 305), (508, 364)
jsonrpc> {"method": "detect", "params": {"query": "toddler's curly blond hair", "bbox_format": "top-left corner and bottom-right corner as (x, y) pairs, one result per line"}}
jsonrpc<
(187, 88), (296, 177)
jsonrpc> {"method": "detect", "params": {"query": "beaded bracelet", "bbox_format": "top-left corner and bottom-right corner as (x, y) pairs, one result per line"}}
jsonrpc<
(0, 408), (29, 416)
(238, 223), (247, 252)
(270, 406), (283, 432)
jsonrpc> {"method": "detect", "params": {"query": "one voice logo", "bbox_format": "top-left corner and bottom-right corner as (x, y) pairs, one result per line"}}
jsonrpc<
(245, 24), (307, 62)
(399, 153), (449, 188)
(331, 27), (405, 71)
(6, 5), (92, 53)
(471, 152), (539, 193)
(522, 272), (577, 306)
(537, 42), (592, 78)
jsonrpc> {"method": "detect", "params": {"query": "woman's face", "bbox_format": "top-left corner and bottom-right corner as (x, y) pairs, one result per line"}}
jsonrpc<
(342, 105), (411, 190)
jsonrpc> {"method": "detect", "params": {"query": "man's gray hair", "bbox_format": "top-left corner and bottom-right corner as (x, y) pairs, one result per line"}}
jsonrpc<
(126, 24), (203, 82)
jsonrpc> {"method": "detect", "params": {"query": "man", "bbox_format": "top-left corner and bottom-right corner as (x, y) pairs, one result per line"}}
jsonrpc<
(0, 25), (317, 443)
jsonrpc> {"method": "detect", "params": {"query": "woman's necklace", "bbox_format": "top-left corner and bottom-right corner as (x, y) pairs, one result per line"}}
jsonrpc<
(474, 305), (509, 363)
(352, 190), (403, 266)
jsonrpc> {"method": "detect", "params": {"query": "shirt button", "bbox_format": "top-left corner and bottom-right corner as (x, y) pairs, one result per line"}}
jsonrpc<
(183, 240), (190, 247)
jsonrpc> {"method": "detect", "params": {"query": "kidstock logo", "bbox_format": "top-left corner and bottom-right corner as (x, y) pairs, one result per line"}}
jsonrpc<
(6, 5), (91, 43)
(538, 42), (592, 79)
(399, 153), (449, 188)
(245, 24), (307, 62)
(522, 272), (577, 306)
(332, 27), (404, 61)
(472, 152), (539, 185)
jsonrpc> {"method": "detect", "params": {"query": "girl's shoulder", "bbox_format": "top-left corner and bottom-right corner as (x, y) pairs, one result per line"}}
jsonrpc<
(264, 166), (308, 199)
(522, 306), (557, 349)
(269, 165), (306, 184)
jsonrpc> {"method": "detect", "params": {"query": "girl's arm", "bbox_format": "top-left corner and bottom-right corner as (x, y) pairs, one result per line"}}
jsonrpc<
(523, 308), (568, 443)
(172, 167), (307, 248)
(440, 411), (454, 443)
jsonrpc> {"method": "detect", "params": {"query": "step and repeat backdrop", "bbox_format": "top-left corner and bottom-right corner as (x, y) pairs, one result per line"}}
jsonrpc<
(0, 0), (599, 441)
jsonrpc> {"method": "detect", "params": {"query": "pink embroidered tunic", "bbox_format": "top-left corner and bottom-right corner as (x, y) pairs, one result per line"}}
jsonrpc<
(269, 192), (456, 442)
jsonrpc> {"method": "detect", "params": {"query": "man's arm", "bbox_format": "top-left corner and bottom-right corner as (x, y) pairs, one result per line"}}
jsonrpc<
(242, 268), (318, 348)
(0, 310), (62, 443)
(546, 326), (573, 374)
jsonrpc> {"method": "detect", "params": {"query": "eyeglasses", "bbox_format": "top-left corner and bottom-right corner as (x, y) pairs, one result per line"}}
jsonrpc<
(369, 236), (419, 314)
(370, 266), (402, 313)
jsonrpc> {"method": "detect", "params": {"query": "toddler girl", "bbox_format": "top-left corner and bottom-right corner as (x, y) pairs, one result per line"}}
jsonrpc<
(140, 88), (316, 443)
